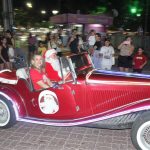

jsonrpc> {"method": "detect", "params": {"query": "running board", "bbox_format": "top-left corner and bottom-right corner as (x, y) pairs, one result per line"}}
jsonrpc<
(81, 111), (144, 129)
(19, 111), (145, 128)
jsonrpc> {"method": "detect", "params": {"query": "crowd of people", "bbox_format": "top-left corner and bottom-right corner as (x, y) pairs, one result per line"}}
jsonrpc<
(117, 37), (148, 73)
(0, 30), (15, 70)
(0, 28), (149, 90)
(65, 29), (148, 73)
(86, 30), (148, 73)
(0, 30), (27, 71)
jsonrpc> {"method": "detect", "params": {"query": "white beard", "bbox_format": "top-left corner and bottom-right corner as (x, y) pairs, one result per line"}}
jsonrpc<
(51, 59), (60, 72)
(46, 58), (60, 72)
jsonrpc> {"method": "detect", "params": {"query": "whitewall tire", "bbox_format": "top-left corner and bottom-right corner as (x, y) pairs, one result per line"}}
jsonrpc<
(0, 96), (16, 128)
(131, 112), (150, 150)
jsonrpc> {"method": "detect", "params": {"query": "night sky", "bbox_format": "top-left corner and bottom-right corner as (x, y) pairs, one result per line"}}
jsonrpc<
(12, 0), (122, 14)
(0, 0), (149, 31)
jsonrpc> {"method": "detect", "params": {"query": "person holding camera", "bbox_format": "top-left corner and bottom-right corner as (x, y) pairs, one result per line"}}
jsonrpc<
(118, 36), (134, 72)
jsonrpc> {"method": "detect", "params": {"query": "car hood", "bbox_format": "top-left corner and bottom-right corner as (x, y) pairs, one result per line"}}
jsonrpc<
(86, 70), (150, 85)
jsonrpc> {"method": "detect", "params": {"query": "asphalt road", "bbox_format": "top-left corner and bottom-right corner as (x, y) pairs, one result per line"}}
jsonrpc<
(0, 122), (136, 150)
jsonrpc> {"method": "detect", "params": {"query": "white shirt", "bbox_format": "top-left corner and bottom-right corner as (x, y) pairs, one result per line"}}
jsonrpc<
(88, 35), (96, 46)
(100, 46), (115, 66)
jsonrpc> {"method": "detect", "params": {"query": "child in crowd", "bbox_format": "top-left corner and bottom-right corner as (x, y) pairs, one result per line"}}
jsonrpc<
(132, 47), (148, 73)
(38, 41), (47, 56)
(100, 39), (115, 70)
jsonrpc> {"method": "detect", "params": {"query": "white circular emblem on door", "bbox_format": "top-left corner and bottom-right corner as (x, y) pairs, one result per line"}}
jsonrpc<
(38, 90), (59, 114)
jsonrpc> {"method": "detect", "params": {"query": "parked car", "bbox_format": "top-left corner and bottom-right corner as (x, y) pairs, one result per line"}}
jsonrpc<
(0, 52), (150, 150)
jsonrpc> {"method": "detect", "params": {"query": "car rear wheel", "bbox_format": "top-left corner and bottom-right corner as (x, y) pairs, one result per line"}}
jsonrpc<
(0, 96), (16, 128)
(131, 112), (150, 150)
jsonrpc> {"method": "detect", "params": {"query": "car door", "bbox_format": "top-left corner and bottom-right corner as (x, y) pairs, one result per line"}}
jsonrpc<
(23, 83), (80, 120)
(86, 73), (150, 115)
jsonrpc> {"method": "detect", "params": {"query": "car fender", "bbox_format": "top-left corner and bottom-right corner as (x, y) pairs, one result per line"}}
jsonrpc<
(0, 86), (27, 120)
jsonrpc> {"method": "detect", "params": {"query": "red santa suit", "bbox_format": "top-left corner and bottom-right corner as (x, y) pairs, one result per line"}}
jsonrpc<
(45, 49), (61, 81)
(45, 62), (61, 81)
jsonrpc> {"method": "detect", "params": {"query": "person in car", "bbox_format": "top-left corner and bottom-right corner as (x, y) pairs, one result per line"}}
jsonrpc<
(30, 54), (53, 90)
(44, 49), (61, 81)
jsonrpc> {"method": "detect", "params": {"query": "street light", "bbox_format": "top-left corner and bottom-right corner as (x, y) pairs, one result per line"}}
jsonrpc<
(136, 13), (141, 17)
(41, 10), (46, 14)
(26, 2), (32, 8)
(130, 7), (137, 14)
(52, 10), (59, 15)
(129, 5), (143, 16)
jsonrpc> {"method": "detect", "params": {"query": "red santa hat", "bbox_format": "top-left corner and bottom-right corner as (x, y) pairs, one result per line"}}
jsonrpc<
(44, 49), (57, 59)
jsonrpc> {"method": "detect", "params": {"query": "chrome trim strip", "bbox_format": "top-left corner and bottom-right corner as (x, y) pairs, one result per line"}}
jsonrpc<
(19, 106), (150, 126)
(87, 79), (150, 86)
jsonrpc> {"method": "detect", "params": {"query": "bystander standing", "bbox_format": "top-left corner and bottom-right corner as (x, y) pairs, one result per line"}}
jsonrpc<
(28, 33), (37, 60)
(132, 48), (148, 73)
(87, 29), (96, 55)
(100, 39), (115, 70)
(0, 37), (11, 70)
(92, 33), (102, 68)
(118, 36), (134, 72)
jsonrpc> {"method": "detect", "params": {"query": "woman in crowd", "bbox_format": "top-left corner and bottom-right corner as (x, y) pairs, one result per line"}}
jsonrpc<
(5, 30), (15, 46)
(47, 34), (57, 50)
(54, 33), (63, 53)
(92, 33), (102, 68)
(87, 29), (96, 55)
(118, 36), (134, 72)
(67, 29), (80, 54)
(0, 37), (11, 70)
(5, 30), (15, 70)
(28, 33), (37, 60)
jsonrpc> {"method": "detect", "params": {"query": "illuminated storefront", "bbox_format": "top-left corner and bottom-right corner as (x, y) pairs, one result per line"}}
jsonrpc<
(50, 13), (113, 34)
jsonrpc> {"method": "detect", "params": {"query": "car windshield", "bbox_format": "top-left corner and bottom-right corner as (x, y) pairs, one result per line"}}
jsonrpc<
(59, 53), (93, 82)
(59, 56), (73, 82)
(70, 53), (93, 75)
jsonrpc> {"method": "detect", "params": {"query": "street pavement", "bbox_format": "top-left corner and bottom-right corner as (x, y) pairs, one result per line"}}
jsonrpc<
(0, 122), (136, 150)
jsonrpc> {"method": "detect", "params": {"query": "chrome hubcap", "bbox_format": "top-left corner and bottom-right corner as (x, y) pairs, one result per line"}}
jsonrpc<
(142, 126), (150, 146)
(0, 101), (9, 126)
(137, 121), (150, 150)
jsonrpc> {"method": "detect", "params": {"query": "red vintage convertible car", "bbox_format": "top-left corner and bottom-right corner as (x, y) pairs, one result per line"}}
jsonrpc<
(0, 52), (150, 150)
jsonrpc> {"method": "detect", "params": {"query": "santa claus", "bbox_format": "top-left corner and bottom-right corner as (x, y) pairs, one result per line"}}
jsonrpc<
(44, 49), (61, 81)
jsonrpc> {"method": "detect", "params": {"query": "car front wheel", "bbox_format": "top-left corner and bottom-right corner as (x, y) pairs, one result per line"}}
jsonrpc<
(131, 112), (150, 150)
(0, 96), (16, 128)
